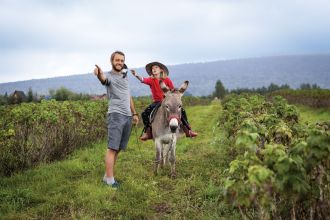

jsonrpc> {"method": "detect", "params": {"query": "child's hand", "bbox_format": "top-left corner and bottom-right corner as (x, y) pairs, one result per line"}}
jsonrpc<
(161, 72), (167, 79)
(131, 69), (144, 82)
(131, 69), (137, 77)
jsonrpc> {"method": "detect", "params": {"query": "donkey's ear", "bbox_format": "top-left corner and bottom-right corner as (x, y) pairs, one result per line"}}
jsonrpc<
(178, 80), (189, 94)
(160, 80), (170, 93)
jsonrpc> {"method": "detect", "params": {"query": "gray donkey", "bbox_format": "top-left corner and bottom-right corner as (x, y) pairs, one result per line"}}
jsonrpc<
(151, 80), (189, 178)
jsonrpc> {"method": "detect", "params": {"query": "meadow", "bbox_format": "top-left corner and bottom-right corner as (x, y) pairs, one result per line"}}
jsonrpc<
(0, 96), (329, 219)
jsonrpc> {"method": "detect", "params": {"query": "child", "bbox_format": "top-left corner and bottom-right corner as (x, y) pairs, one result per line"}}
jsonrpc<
(131, 61), (198, 140)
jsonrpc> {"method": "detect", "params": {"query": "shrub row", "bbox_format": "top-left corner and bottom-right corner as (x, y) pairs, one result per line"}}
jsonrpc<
(271, 89), (330, 108)
(0, 100), (107, 176)
(220, 94), (329, 219)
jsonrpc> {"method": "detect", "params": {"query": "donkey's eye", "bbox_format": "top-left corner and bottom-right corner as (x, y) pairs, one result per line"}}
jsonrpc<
(178, 105), (182, 109)
(165, 105), (170, 110)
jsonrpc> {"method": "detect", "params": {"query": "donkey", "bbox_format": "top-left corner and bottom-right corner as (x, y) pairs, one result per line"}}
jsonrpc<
(151, 80), (189, 178)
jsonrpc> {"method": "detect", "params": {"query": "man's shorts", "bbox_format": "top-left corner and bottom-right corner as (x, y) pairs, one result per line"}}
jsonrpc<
(107, 112), (132, 151)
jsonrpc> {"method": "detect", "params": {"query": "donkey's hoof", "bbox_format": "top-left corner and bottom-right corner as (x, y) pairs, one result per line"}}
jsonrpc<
(170, 172), (177, 179)
(154, 170), (158, 176)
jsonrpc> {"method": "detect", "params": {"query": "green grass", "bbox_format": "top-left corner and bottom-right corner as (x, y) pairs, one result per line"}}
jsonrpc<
(0, 101), (240, 219)
(297, 105), (330, 124)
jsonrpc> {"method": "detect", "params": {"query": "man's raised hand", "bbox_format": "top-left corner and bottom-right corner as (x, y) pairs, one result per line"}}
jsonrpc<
(94, 64), (102, 76)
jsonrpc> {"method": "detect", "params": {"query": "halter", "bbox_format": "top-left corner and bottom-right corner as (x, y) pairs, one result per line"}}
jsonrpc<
(167, 114), (181, 123)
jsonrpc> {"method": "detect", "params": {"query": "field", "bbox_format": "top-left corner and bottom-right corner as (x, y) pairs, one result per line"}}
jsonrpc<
(0, 97), (329, 219)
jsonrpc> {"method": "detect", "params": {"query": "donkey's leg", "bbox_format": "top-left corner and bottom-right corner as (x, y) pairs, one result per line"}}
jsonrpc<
(154, 139), (162, 175)
(169, 138), (177, 178)
(162, 143), (169, 167)
(160, 145), (164, 168)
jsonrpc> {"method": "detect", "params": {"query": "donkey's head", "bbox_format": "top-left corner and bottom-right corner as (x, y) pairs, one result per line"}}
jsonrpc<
(160, 80), (189, 133)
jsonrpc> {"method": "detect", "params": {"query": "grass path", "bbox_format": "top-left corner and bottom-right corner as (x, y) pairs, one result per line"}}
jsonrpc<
(0, 101), (239, 219)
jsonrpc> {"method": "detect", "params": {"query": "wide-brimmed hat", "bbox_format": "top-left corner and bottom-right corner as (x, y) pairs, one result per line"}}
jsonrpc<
(145, 62), (169, 76)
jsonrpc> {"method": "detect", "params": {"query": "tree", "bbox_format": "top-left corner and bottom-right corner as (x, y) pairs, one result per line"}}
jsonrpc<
(0, 95), (4, 105)
(268, 83), (280, 92)
(0, 92), (8, 105)
(280, 84), (291, 90)
(54, 87), (74, 101)
(49, 89), (55, 98)
(27, 87), (34, 102)
(48, 87), (90, 101)
(300, 83), (311, 90)
(311, 83), (320, 89)
(213, 80), (226, 99)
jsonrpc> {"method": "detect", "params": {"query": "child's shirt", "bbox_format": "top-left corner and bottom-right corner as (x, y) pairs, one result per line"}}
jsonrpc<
(142, 77), (174, 102)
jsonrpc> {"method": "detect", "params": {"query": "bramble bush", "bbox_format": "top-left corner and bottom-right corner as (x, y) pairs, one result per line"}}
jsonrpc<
(0, 100), (107, 176)
(220, 94), (329, 220)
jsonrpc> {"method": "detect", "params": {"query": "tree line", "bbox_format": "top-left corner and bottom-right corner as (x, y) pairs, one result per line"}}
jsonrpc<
(212, 80), (324, 99)
(0, 87), (91, 105)
(1, 81), (327, 106)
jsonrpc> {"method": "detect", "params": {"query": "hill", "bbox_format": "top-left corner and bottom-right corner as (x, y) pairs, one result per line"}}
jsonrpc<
(1, 54), (329, 96)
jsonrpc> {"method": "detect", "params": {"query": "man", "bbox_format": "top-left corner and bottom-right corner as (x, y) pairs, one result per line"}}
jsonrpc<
(94, 51), (139, 188)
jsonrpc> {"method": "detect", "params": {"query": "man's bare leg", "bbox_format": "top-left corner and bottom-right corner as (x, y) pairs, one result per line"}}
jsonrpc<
(114, 150), (120, 165)
(105, 149), (118, 178)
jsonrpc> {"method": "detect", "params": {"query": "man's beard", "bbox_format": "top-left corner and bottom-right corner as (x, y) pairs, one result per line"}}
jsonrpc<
(112, 63), (123, 72)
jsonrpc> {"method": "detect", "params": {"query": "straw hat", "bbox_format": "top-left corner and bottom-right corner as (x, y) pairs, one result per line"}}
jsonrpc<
(145, 62), (169, 76)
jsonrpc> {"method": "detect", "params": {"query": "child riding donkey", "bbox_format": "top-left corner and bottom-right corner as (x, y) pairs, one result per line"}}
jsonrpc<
(131, 62), (198, 141)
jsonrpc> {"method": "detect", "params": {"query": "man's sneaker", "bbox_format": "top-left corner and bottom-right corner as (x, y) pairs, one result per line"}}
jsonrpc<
(110, 181), (120, 188)
(103, 180), (120, 188)
(102, 175), (120, 188)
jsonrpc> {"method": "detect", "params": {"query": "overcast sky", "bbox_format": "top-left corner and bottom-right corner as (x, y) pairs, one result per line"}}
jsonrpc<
(1, 0), (330, 83)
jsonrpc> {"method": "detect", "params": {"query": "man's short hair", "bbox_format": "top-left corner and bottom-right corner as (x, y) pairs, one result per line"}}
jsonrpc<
(111, 51), (125, 62)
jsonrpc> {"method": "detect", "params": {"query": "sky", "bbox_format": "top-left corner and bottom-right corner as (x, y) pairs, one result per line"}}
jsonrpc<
(1, 0), (330, 83)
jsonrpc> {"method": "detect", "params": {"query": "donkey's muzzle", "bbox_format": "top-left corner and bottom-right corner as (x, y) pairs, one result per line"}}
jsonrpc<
(169, 118), (179, 133)
(170, 126), (177, 133)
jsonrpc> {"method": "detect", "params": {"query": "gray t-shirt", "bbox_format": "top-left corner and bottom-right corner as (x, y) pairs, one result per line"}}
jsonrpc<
(102, 70), (131, 116)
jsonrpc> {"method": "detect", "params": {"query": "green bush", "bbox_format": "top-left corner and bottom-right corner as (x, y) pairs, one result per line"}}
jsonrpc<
(0, 100), (107, 176)
(220, 94), (329, 219)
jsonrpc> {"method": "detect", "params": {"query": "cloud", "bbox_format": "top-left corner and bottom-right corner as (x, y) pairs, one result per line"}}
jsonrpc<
(1, 0), (330, 82)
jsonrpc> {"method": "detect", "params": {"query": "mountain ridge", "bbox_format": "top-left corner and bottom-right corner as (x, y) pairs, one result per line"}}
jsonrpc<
(1, 54), (329, 96)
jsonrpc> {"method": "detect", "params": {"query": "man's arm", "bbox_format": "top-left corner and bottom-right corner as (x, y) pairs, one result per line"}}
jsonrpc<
(94, 64), (108, 85)
(130, 96), (139, 124)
